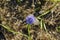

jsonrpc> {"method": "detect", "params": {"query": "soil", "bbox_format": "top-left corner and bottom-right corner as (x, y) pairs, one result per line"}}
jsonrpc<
(0, 0), (60, 40)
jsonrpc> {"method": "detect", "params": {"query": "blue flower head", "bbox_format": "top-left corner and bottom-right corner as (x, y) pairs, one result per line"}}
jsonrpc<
(25, 14), (35, 24)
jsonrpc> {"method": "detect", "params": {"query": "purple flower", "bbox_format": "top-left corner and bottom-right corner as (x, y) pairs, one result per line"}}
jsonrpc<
(25, 14), (36, 24)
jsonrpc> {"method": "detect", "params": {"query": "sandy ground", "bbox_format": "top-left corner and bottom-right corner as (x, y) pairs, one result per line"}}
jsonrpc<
(0, 0), (60, 40)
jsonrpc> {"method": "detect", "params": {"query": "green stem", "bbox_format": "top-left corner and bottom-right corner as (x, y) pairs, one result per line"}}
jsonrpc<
(27, 24), (32, 40)
(40, 20), (43, 29)
(0, 24), (28, 38)
(38, 2), (58, 17)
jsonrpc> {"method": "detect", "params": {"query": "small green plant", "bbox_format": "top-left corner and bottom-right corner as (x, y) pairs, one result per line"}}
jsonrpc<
(36, 1), (58, 32)
(25, 14), (38, 40)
